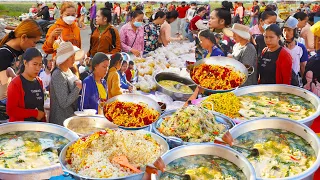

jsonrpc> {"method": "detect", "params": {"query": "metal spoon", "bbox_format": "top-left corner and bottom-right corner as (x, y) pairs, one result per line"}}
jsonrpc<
(174, 83), (195, 90)
(41, 146), (63, 154)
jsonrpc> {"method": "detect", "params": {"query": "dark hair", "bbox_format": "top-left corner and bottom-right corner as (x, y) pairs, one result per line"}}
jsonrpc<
(182, 1), (186, 4)
(149, 11), (166, 22)
(166, 10), (179, 19)
(259, 9), (277, 21)
(122, 60), (128, 66)
(300, 2), (305, 5)
(131, 10), (144, 18)
(129, 61), (134, 66)
(214, 8), (232, 27)
(191, 2), (196, 6)
(81, 2), (85, 6)
(262, 2), (266, 5)
(110, 53), (123, 68)
(197, 7), (206, 14)
(222, 1), (233, 12)
(92, 52), (110, 71)
(199, 29), (218, 45)
(20, 48), (42, 73)
(77, 2), (81, 6)
(99, 8), (112, 23)
(308, 13), (315, 24)
(265, 24), (282, 36)
(293, 12), (308, 21)
(53, 2), (57, 7)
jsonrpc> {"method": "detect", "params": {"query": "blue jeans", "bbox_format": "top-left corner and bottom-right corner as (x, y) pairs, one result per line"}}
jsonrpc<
(250, 17), (258, 27)
(187, 30), (194, 42)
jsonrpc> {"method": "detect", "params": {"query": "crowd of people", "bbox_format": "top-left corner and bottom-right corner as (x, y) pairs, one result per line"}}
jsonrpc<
(0, 0), (319, 126)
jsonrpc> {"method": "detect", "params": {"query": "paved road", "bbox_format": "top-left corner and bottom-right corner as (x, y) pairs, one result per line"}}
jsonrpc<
(36, 19), (182, 58)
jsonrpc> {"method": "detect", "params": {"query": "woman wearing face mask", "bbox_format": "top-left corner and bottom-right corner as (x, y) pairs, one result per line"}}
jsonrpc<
(282, 16), (308, 85)
(107, 53), (123, 99)
(144, 11), (166, 54)
(119, 10), (144, 57)
(251, 9), (277, 58)
(160, 10), (181, 46)
(88, 8), (121, 57)
(50, 42), (83, 126)
(0, 19), (42, 106)
(294, 12), (314, 51)
(81, 52), (109, 112)
(258, 24), (292, 85)
(43, 2), (81, 57)
(7, 48), (45, 122)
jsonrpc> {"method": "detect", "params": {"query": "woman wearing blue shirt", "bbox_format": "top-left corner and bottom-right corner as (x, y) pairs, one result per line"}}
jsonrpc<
(118, 61), (133, 92)
(198, 29), (225, 58)
(81, 52), (109, 112)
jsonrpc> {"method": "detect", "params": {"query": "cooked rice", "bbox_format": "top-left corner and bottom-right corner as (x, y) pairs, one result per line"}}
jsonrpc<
(65, 129), (162, 178)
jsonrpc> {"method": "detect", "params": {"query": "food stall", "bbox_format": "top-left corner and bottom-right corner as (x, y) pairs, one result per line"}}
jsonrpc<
(1, 39), (320, 180)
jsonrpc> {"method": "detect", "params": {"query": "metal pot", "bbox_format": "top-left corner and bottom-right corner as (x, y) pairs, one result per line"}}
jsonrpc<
(104, 94), (161, 130)
(153, 109), (236, 148)
(59, 130), (169, 180)
(190, 56), (249, 93)
(0, 122), (79, 180)
(63, 116), (118, 137)
(233, 84), (320, 127)
(154, 72), (196, 101)
(156, 144), (256, 180)
(229, 118), (320, 180)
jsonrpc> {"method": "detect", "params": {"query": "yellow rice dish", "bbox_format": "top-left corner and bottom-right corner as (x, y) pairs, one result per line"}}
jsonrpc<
(191, 64), (245, 90)
(65, 129), (162, 178)
(202, 92), (240, 118)
(158, 80), (193, 94)
(104, 101), (160, 127)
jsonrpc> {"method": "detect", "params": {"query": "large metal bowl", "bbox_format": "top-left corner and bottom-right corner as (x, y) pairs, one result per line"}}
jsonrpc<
(229, 118), (320, 180)
(63, 116), (118, 137)
(104, 94), (161, 130)
(190, 56), (248, 93)
(153, 109), (236, 148)
(0, 122), (79, 180)
(59, 130), (169, 180)
(154, 72), (196, 101)
(233, 84), (320, 127)
(156, 144), (256, 180)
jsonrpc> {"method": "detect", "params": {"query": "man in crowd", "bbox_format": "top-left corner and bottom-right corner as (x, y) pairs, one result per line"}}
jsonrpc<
(34, 2), (50, 32)
(176, 1), (189, 36)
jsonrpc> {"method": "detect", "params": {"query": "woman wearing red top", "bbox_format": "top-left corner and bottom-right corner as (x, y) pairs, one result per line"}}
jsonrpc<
(189, 7), (207, 39)
(258, 24), (292, 84)
(7, 48), (45, 122)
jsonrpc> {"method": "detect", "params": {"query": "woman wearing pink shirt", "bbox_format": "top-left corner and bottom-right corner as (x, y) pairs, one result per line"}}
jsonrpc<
(119, 10), (144, 57)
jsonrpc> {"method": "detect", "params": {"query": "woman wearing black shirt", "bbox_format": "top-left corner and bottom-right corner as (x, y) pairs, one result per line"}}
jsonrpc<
(7, 48), (45, 122)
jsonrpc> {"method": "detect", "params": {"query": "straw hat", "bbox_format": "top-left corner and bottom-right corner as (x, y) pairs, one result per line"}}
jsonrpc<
(56, 42), (84, 66)
(223, 23), (251, 40)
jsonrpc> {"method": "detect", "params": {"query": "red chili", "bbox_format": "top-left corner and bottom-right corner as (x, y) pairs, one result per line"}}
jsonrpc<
(67, 159), (72, 164)
(0, 152), (4, 156)
(213, 131), (219, 135)
(290, 156), (298, 161)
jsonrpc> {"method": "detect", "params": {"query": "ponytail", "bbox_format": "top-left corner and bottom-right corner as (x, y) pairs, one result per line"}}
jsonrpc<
(149, 11), (166, 22)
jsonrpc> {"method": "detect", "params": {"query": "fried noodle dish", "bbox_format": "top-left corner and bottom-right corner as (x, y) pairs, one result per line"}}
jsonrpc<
(65, 129), (162, 178)
(158, 106), (226, 142)
(104, 101), (160, 127)
(191, 64), (245, 90)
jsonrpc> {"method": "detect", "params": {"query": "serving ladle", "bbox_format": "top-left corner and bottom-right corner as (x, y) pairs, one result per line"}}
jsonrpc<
(174, 83), (195, 90)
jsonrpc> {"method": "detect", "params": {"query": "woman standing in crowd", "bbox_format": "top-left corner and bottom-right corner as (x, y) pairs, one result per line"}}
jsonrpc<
(144, 11), (166, 54)
(224, 23), (257, 86)
(253, 9), (277, 57)
(294, 12), (314, 51)
(160, 10), (180, 46)
(7, 48), (45, 122)
(0, 20), (41, 105)
(77, 2), (82, 24)
(88, 8), (121, 57)
(187, 7), (208, 42)
(50, 42), (83, 126)
(118, 61), (133, 91)
(82, 52), (109, 112)
(282, 16), (308, 85)
(79, 2), (87, 29)
(119, 10), (144, 57)
(39, 57), (53, 90)
(198, 30), (225, 58)
(53, 2), (60, 20)
(249, 9), (277, 36)
(43, 1), (81, 57)
(258, 24), (292, 85)
(234, 2), (244, 24)
(107, 53), (123, 99)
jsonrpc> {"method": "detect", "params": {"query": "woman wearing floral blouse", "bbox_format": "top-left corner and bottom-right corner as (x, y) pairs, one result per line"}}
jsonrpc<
(143, 11), (166, 54)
